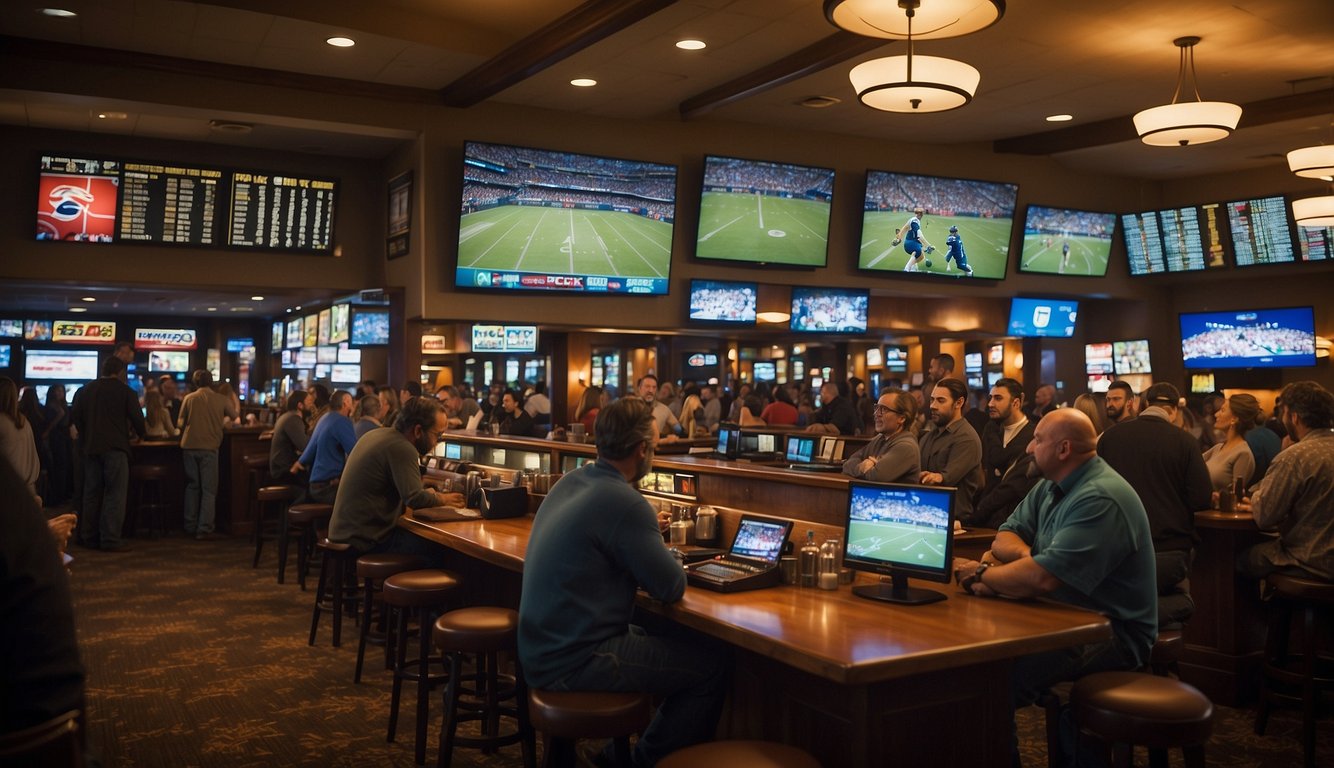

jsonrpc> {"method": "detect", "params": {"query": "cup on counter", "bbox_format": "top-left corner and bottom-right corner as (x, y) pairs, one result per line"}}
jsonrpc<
(569, 423), (586, 442)
(779, 556), (799, 585)
(489, 422), (501, 436)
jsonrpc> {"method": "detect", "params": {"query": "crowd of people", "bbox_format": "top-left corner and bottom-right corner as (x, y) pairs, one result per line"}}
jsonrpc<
(864, 173), (1013, 218)
(1023, 206), (1115, 238)
(702, 157), (834, 199)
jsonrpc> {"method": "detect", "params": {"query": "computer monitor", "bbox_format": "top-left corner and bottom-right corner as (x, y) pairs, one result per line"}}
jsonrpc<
(713, 424), (740, 458)
(785, 434), (818, 464)
(844, 481), (956, 605)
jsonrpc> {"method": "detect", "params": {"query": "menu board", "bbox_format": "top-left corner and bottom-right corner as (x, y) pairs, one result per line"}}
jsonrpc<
(228, 171), (336, 252)
(1297, 225), (1333, 261)
(117, 161), (222, 245)
(1227, 195), (1294, 266)
(1158, 207), (1207, 272)
(1121, 212), (1165, 275)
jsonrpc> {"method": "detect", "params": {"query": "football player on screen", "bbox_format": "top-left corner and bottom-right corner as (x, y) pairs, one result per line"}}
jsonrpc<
(944, 225), (974, 276)
(892, 206), (935, 272)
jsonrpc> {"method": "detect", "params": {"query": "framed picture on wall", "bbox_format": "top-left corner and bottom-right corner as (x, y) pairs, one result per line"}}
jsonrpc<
(387, 171), (412, 260)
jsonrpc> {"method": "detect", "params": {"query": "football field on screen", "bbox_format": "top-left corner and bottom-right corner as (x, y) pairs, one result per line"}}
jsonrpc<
(847, 519), (948, 563)
(858, 212), (1014, 278)
(696, 191), (830, 265)
(458, 205), (672, 277)
(1019, 234), (1111, 276)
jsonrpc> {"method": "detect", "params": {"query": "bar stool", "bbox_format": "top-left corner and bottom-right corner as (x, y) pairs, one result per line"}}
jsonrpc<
(527, 689), (652, 768)
(1148, 630), (1184, 677)
(0, 709), (81, 767)
(1255, 572), (1334, 768)
(1070, 671), (1213, 768)
(354, 552), (428, 683)
(252, 485), (300, 569)
(243, 453), (269, 521)
(129, 463), (171, 538)
(658, 741), (822, 768)
(281, 502), (332, 588)
(308, 538), (360, 647)
(432, 607), (535, 768)
(382, 569), (460, 766)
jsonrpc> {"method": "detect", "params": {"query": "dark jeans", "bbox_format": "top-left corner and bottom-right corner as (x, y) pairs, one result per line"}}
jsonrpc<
(363, 526), (454, 571)
(1236, 540), (1323, 581)
(182, 449), (219, 535)
(308, 479), (339, 505)
(546, 624), (729, 767)
(81, 451), (129, 549)
(1156, 549), (1195, 629)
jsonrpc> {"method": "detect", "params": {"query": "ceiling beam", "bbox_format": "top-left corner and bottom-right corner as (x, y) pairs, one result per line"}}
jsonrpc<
(439, 0), (679, 108)
(679, 32), (888, 121)
(995, 87), (1334, 156)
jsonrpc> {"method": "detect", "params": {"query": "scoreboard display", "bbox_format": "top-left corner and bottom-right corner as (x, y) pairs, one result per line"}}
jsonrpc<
(228, 171), (336, 252)
(119, 161), (222, 245)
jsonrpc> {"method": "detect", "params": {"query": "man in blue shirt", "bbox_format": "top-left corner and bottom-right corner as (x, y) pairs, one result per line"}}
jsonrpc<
(519, 398), (727, 767)
(953, 408), (1157, 768)
(944, 224), (974, 276)
(293, 390), (358, 504)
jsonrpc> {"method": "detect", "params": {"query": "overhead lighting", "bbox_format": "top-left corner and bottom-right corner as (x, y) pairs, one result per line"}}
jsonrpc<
(250, 295), (265, 301)
(325, 36), (356, 48)
(1132, 36), (1241, 147)
(38, 8), (77, 18)
(1287, 145), (1334, 181)
(95, 111), (127, 120)
(824, 0), (1003, 40)
(846, 1), (980, 113)
(81, 296), (96, 302)
(756, 311), (792, 324)
(67, 306), (87, 313)
(1045, 114), (1073, 122)
(1292, 195), (1334, 227)
(570, 78), (597, 87)
(207, 307), (217, 312)
(675, 39), (706, 50)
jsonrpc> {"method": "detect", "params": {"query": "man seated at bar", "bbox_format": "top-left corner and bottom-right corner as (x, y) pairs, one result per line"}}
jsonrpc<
(919, 378), (983, 522)
(328, 397), (464, 567)
(353, 393), (383, 440)
(495, 388), (535, 436)
(1238, 380), (1334, 581)
(270, 391), (311, 494)
(970, 377), (1037, 529)
(519, 398), (727, 766)
(805, 379), (860, 436)
(842, 390), (920, 483)
(435, 384), (479, 430)
(953, 409), (1157, 767)
(636, 374), (682, 440)
(292, 390), (357, 504)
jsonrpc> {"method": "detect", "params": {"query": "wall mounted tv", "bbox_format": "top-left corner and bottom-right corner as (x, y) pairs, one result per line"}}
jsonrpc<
(1084, 343), (1113, 375)
(695, 155), (834, 267)
(687, 279), (757, 324)
(1112, 340), (1152, 374)
(456, 141), (676, 295)
(857, 171), (1018, 280)
(1121, 203), (1230, 275)
(884, 345), (909, 372)
(285, 319), (303, 349)
(1179, 307), (1315, 369)
(350, 309), (390, 346)
(1017, 205), (1117, 277)
(1008, 297), (1078, 338)
(328, 304), (350, 344)
(227, 169), (336, 252)
(0, 344), (9, 369)
(271, 321), (284, 351)
(25, 349), (99, 380)
(1226, 195), (1296, 267)
(0, 319), (22, 338)
(1296, 225), (1333, 262)
(147, 351), (191, 372)
(790, 287), (868, 333)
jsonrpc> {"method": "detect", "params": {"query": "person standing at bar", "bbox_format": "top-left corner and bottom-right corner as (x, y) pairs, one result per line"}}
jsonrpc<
(842, 390), (920, 483)
(919, 378), (983, 521)
(70, 355), (145, 551)
(178, 369), (237, 540)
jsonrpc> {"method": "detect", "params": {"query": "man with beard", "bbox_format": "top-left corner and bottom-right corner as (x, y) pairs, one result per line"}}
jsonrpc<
(327, 397), (465, 568)
(953, 409), (1156, 768)
(969, 378), (1038, 529)
(519, 398), (727, 767)
(918, 378), (983, 522)
(1103, 380), (1137, 428)
(269, 390), (313, 492)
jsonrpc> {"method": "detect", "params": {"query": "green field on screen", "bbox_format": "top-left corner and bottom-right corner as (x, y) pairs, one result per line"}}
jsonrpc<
(696, 191), (830, 265)
(1020, 234), (1111, 276)
(846, 518), (949, 566)
(858, 212), (1013, 279)
(458, 205), (672, 277)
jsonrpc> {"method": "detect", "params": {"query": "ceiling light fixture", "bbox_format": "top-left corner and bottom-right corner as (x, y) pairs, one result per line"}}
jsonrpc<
(1287, 145), (1334, 181)
(1291, 195), (1334, 227)
(95, 111), (127, 120)
(1045, 114), (1073, 122)
(846, 1), (980, 113)
(325, 36), (356, 48)
(81, 296), (96, 302)
(824, 0), (1003, 40)
(756, 311), (792, 324)
(675, 39), (706, 50)
(1132, 36), (1241, 147)
(570, 78), (597, 87)
(251, 295), (265, 301)
(68, 306), (87, 313)
(38, 8), (77, 18)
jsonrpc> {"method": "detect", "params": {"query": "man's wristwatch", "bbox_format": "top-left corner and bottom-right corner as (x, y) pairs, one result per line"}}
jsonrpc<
(960, 562), (993, 594)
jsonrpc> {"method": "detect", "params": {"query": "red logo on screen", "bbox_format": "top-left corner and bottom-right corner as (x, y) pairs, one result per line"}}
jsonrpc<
(36, 175), (118, 242)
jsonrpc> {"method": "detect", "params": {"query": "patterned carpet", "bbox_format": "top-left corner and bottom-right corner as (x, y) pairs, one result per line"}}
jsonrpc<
(67, 535), (1327, 767)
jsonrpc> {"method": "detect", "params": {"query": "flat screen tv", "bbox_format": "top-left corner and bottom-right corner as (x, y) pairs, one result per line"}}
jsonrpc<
(316, 346), (338, 364)
(1180, 307), (1315, 369)
(456, 141), (676, 295)
(1122, 205), (1230, 275)
(844, 481), (956, 605)
(227, 169), (336, 252)
(351, 309), (390, 346)
(964, 352), (982, 374)
(0, 344), (9, 369)
(271, 321), (284, 351)
(1226, 195), (1295, 266)
(1113, 340), (1152, 374)
(790, 287), (868, 333)
(753, 361), (776, 381)
(116, 159), (223, 246)
(884, 345), (908, 372)
(0, 319), (22, 338)
(296, 348), (318, 367)
(1008, 298), (1079, 338)
(285, 319), (302, 349)
(687, 279), (757, 324)
(25, 349), (99, 380)
(24, 320), (52, 341)
(329, 303), (351, 344)
(281, 349), (293, 367)
(332, 364), (363, 384)
(314, 363), (331, 380)
(695, 155), (834, 267)
(858, 170), (1018, 280)
(1018, 205), (1117, 276)
(337, 346), (361, 364)
(1084, 343), (1114, 375)
(302, 315), (318, 347)
(1296, 224), (1333, 262)
(318, 309), (331, 346)
(36, 154), (119, 243)
(865, 347), (883, 368)
(147, 351), (191, 372)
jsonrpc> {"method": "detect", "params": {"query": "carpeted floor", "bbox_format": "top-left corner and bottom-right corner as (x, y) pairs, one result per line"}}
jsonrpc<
(67, 534), (1326, 767)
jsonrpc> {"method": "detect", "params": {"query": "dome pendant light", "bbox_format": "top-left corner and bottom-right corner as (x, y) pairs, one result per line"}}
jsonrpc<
(848, 1), (980, 114)
(1132, 36), (1241, 147)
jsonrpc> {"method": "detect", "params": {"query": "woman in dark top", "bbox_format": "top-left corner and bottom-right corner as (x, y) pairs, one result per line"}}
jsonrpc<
(43, 385), (72, 505)
(18, 386), (51, 499)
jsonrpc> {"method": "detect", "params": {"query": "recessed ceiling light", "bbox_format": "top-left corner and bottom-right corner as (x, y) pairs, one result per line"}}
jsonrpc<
(676, 39), (706, 50)
(1045, 114), (1074, 122)
(326, 36), (356, 48)
(207, 307), (217, 312)
(251, 295), (264, 301)
(95, 111), (127, 120)
(68, 306), (87, 313)
(570, 78), (597, 88)
(38, 8), (77, 18)
(294, 305), (302, 311)
(81, 296), (96, 302)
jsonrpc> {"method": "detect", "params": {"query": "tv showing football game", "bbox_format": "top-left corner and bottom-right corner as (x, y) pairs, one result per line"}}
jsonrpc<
(351, 309), (390, 346)
(1008, 297), (1079, 338)
(790, 287), (868, 333)
(1113, 340), (1152, 374)
(858, 170), (1018, 280)
(1226, 195), (1296, 266)
(1296, 225), (1333, 261)
(1018, 205), (1117, 276)
(456, 141), (676, 294)
(1180, 307), (1315, 369)
(687, 279), (757, 324)
(36, 154), (119, 243)
(844, 481), (956, 605)
(695, 155), (834, 267)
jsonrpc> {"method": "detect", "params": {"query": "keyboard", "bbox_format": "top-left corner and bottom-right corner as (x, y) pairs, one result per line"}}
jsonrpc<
(788, 462), (843, 472)
(694, 562), (747, 579)
(686, 558), (782, 593)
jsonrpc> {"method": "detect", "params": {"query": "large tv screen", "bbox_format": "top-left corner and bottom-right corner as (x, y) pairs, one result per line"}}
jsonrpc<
(790, 287), (868, 333)
(329, 303), (350, 344)
(117, 159), (223, 246)
(351, 309), (390, 346)
(1084, 343), (1113, 375)
(147, 350), (191, 372)
(1123, 204), (1230, 275)
(687, 279), (757, 324)
(1180, 307), (1315, 369)
(25, 349), (100, 380)
(227, 169), (336, 252)
(456, 141), (676, 294)
(36, 154), (119, 243)
(1018, 205), (1117, 277)
(858, 171), (1018, 280)
(695, 155), (834, 267)
(1113, 340), (1152, 374)
(285, 319), (303, 349)
(1226, 195), (1295, 267)
(1296, 225), (1333, 262)
(1008, 297), (1079, 338)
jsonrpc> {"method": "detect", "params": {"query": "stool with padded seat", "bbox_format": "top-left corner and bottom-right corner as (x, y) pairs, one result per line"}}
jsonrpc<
(242, 453), (269, 536)
(433, 607), (535, 768)
(308, 538), (360, 647)
(281, 502), (332, 588)
(128, 463), (171, 538)
(1255, 572), (1334, 768)
(382, 569), (460, 766)
(252, 484), (300, 569)
(657, 740), (821, 768)
(527, 689), (652, 768)
(354, 552), (428, 683)
(1070, 671), (1213, 768)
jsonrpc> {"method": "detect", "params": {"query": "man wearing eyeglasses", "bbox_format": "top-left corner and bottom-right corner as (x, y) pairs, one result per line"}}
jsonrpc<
(842, 390), (921, 483)
(328, 396), (464, 567)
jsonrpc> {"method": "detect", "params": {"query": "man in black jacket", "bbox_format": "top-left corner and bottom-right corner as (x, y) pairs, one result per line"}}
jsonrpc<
(971, 378), (1038, 529)
(70, 355), (146, 552)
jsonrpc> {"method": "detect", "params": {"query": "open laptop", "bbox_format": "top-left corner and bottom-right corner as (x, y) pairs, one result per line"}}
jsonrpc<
(784, 434), (843, 472)
(685, 514), (793, 592)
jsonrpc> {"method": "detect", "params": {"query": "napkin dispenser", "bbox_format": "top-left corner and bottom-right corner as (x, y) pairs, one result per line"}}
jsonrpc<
(480, 485), (528, 519)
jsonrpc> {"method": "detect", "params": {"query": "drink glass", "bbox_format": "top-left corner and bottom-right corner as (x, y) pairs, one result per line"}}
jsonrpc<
(489, 422), (501, 436)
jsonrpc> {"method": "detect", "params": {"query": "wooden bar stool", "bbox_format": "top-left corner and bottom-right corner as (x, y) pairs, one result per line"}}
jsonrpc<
(128, 463), (171, 538)
(382, 569), (460, 766)
(1070, 671), (1213, 768)
(354, 552), (428, 683)
(432, 607), (535, 768)
(1148, 630), (1184, 677)
(527, 689), (652, 768)
(242, 453), (270, 530)
(658, 741), (821, 767)
(1255, 572), (1334, 768)
(281, 502), (332, 588)
(252, 485), (300, 569)
(308, 538), (359, 647)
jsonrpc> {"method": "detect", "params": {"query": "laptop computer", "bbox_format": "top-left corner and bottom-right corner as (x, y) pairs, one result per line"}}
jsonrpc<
(784, 434), (843, 472)
(685, 514), (794, 592)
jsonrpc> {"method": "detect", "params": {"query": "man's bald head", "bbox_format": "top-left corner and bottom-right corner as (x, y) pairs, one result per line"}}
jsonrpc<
(1042, 408), (1098, 455)
(1028, 408), (1098, 483)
